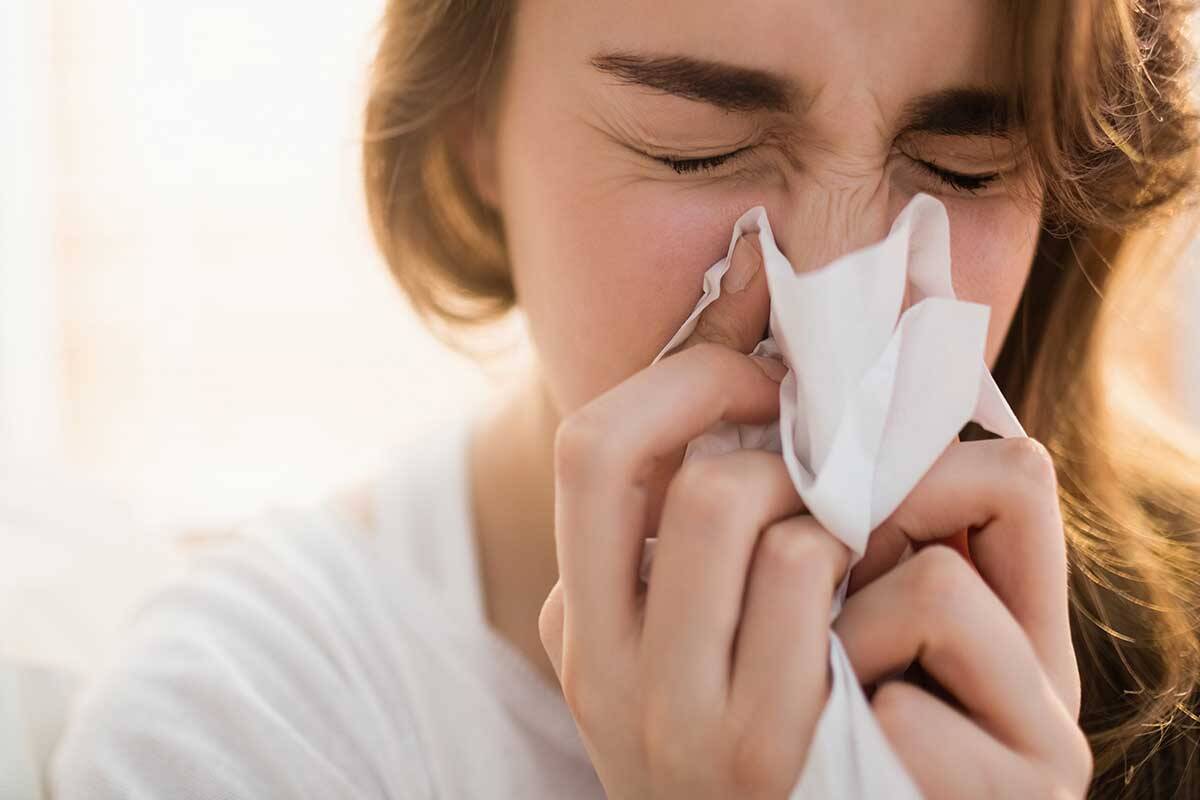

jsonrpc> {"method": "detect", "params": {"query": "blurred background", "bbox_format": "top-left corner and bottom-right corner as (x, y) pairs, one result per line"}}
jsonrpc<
(0, 1), (530, 675)
(0, 2), (1198, 678)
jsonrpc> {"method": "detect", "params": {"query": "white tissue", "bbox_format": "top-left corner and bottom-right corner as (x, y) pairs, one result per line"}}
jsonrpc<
(642, 192), (1028, 799)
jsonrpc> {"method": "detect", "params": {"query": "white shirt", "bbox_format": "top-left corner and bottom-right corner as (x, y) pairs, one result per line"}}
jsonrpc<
(50, 411), (604, 799)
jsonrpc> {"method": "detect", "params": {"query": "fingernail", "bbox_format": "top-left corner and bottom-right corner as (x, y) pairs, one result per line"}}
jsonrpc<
(751, 354), (788, 382)
(723, 232), (761, 293)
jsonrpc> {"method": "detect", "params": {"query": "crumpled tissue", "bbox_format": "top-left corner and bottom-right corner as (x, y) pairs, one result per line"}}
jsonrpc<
(640, 192), (1028, 799)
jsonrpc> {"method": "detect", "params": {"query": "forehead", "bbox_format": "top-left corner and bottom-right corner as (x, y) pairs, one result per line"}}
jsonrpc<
(522, 0), (1014, 105)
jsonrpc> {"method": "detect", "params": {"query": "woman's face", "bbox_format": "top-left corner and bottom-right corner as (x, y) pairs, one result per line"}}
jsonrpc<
(479, 0), (1043, 417)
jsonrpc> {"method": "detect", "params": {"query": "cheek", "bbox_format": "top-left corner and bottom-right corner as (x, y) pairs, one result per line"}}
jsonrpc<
(503, 149), (763, 414)
(942, 196), (1041, 366)
(499, 91), (1039, 416)
(507, 190), (1038, 417)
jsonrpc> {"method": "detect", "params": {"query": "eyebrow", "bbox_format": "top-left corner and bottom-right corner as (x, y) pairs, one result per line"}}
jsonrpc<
(591, 52), (797, 113)
(898, 87), (1019, 136)
(589, 51), (1019, 135)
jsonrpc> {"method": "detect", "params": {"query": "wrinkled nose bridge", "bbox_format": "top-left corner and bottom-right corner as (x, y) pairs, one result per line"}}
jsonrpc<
(773, 193), (894, 275)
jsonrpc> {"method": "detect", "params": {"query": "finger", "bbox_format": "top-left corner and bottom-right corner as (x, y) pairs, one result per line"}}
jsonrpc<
(847, 433), (971, 597)
(555, 341), (785, 666)
(538, 581), (565, 679)
(641, 231), (779, 528)
(863, 437), (1076, 712)
(677, 231), (771, 356)
(834, 546), (1073, 757)
(641, 449), (806, 701)
(870, 681), (1034, 800)
(729, 515), (850, 759)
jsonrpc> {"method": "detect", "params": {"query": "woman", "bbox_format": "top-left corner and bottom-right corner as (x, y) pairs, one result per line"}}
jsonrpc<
(53, 0), (1200, 797)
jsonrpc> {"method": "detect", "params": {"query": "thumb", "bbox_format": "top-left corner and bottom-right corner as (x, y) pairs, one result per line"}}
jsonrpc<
(680, 231), (771, 356)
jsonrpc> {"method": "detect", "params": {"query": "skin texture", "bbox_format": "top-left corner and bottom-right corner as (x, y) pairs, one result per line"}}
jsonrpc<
(479, 0), (1041, 416)
(440, 0), (1091, 797)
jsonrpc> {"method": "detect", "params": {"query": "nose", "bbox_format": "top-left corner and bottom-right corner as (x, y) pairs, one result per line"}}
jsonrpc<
(771, 184), (896, 276)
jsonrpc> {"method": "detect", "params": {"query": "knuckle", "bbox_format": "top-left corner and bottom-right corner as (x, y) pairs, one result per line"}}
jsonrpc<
(757, 520), (845, 591)
(729, 729), (795, 797)
(1007, 438), (1065, 527)
(554, 412), (623, 486)
(1008, 436), (1058, 490)
(906, 544), (975, 620)
(667, 457), (746, 528)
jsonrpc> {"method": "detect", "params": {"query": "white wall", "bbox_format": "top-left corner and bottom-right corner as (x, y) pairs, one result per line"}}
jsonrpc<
(25, 0), (528, 531)
(0, 1), (62, 461)
(0, 0), (532, 670)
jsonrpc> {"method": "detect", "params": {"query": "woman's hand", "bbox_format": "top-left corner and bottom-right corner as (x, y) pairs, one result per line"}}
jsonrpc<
(539, 233), (850, 799)
(835, 437), (1094, 799)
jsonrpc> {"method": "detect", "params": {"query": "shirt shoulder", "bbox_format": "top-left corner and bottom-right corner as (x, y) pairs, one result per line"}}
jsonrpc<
(50, 411), (602, 799)
(50, 503), (443, 800)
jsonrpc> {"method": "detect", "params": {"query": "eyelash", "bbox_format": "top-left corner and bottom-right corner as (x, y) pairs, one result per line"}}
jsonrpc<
(654, 149), (747, 175)
(652, 149), (1001, 195)
(911, 160), (1000, 194)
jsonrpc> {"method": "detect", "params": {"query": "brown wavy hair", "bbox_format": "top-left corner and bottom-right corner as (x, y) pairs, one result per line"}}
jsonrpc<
(362, 1), (1200, 795)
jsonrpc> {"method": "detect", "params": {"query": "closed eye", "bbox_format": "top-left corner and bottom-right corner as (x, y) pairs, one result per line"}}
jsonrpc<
(650, 148), (1002, 194)
(910, 159), (1000, 194)
(652, 146), (753, 174)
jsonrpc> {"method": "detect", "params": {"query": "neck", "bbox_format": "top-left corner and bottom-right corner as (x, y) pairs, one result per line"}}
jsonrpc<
(467, 366), (562, 684)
